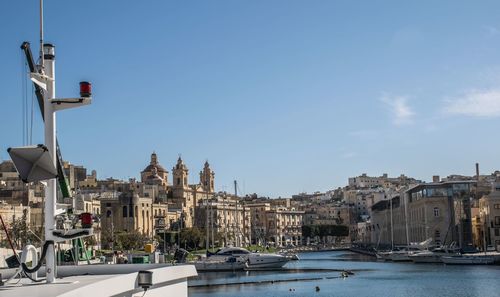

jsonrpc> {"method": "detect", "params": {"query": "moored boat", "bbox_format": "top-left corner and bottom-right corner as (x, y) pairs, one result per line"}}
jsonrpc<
(409, 245), (460, 264)
(208, 247), (290, 269)
(194, 256), (246, 271)
(387, 250), (413, 262)
(409, 250), (445, 263)
(441, 254), (494, 265)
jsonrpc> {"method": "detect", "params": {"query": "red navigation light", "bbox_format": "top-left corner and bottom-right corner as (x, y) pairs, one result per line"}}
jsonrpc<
(80, 81), (92, 97)
(81, 212), (93, 228)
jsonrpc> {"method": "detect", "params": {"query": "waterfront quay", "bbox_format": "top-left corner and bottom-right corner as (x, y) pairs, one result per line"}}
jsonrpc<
(189, 250), (500, 297)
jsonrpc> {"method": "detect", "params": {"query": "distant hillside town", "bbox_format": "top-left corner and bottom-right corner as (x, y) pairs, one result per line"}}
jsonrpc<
(1, 154), (500, 259)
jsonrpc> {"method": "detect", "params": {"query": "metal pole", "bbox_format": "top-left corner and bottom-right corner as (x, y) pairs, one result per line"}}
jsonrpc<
(404, 192), (410, 247)
(43, 43), (56, 283)
(234, 180), (238, 246)
(390, 197), (393, 250)
(211, 196), (215, 251)
(205, 193), (209, 252)
(223, 193), (227, 246)
(163, 230), (166, 253)
(39, 0), (44, 72)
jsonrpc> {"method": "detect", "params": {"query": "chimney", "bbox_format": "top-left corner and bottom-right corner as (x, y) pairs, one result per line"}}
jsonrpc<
(476, 163), (480, 181)
(432, 175), (440, 183)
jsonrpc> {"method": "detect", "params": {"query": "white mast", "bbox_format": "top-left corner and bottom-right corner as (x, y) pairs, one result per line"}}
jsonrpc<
(39, 0), (56, 282)
(43, 42), (57, 283)
(6, 0), (92, 285)
(404, 192), (410, 248)
(390, 196), (394, 250)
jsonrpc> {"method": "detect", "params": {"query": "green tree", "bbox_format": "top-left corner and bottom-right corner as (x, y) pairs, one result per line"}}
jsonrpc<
(179, 227), (204, 251)
(113, 230), (150, 251)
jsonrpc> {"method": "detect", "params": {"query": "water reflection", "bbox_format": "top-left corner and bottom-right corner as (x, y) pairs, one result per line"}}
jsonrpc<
(189, 251), (500, 297)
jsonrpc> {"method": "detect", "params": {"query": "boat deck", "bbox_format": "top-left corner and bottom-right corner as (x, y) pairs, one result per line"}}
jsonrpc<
(0, 264), (197, 297)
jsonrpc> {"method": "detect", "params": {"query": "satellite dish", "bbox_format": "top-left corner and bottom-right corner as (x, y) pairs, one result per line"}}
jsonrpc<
(7, 144), (58, 183)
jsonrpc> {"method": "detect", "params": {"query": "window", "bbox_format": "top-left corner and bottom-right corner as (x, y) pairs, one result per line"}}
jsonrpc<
(433, 207), (440, 217)
(495, 228), (500, 236)
(106, 210), (112, 218)
(495, 216), (500, 226)
(494, 204), (500, 209)
(122, 206), (127, 217)
(434, 230), (440, 238)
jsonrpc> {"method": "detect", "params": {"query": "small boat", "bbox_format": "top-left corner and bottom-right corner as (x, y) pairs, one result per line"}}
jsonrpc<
(441, 254), (494, 265)
(194, 256), (246, 271)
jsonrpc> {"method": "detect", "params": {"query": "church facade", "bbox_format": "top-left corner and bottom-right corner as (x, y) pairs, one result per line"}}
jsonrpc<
(139, 152), (216, 228)
(99, 152), (215, 244)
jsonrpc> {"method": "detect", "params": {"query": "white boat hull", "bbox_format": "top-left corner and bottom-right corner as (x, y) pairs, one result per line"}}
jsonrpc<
(194, 259), (246, 271)
(442, 255), (494, 265)
(388, 252), (412, 262)
(245, 257), (289, 270)
(409, 254), (443, 263)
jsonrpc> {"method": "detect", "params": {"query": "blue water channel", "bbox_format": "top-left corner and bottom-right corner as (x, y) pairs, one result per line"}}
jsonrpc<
(188, 251), (500, 297)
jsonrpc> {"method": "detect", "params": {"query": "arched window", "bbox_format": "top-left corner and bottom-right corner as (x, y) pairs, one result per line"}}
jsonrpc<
(122, 206), (127, 217)
(106, 210), (112, 218)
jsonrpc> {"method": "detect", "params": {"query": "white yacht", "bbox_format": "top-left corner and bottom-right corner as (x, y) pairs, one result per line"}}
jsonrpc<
(409, 243), (460, 263)
(209, 247), (290, 270)
(387, 249), (413, 262)
(409, 248), (451, 263)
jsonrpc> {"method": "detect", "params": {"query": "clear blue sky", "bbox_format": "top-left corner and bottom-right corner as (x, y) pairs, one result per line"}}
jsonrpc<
(2, 1), (500, 197)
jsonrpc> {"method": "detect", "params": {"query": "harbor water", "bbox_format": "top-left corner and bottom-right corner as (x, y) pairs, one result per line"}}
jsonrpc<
(188, 251), (500, 297)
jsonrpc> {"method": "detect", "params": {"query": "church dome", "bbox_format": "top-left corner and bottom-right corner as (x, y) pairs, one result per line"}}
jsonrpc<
(142, 152), (168, 173)
(143, 163), (167, 173)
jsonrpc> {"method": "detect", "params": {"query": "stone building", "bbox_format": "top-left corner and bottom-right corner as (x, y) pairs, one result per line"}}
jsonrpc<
(195, 194), (252, 246)
(169, 157), (215, 228)
(474, 181), (500, 251)
(100, 191), (168, 239)
(265, 207), (303, 246)
(367, 180), (475, 249)
(195, 194), (304, 247)
(348, 173), (421, 189)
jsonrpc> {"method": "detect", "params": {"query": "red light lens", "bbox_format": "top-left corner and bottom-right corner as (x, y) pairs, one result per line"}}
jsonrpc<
(80, 81), (92, 97)
(81, 212), (93, 228)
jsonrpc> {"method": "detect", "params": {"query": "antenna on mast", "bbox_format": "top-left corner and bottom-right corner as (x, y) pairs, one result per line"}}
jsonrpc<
(39, 0), (44, 71)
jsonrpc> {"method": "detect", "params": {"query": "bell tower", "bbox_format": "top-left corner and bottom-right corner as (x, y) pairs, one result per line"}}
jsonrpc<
(173, 156), (189, 189)
(199, 161), (215, 193)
